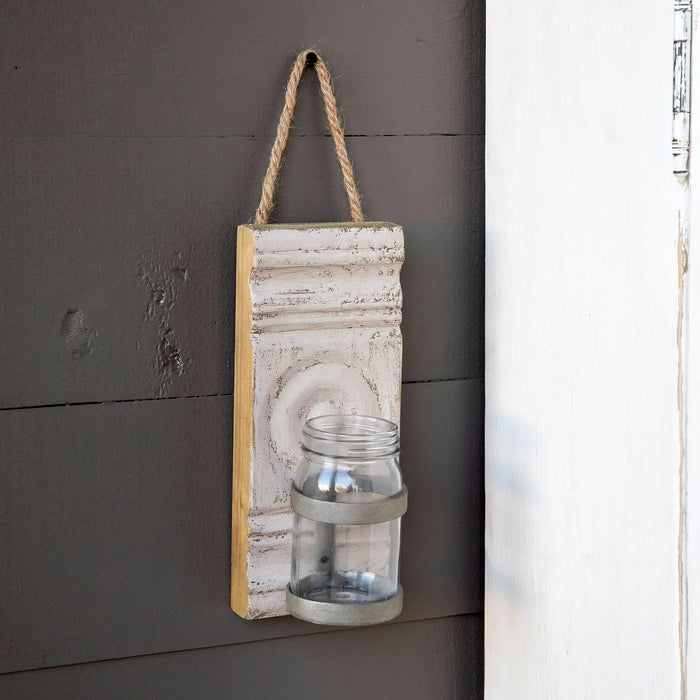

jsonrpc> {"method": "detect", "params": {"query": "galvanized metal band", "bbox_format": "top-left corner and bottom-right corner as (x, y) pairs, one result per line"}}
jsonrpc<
(285, 585), (403, 626)
(290, 485), (407, 525)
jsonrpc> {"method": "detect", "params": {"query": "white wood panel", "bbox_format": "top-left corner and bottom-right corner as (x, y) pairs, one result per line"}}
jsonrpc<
(485, 1), (682, 696)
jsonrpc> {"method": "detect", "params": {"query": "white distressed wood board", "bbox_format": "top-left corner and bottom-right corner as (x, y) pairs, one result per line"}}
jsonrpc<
(231, 222), (404, 619)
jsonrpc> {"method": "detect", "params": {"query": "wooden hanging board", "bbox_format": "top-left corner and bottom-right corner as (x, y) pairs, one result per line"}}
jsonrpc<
(231, 51), (404, 619)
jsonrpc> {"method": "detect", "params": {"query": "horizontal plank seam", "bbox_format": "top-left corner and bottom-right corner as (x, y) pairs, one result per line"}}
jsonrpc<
(0, 377), (483, 413)
(0, 133), (485, 140)
(0, 612), (483, 678)
(402, 376), (481, 385)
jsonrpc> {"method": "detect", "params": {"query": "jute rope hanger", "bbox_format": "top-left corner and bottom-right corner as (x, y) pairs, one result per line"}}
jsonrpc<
(254, 49), (365, 226)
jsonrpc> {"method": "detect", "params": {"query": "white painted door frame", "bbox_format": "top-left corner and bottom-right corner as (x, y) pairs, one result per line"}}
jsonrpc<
(685, 4), (700, 695)
(485, 1), (699, 696)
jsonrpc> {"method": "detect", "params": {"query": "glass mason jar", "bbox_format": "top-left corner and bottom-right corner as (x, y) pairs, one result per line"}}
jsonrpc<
(286, 415), (407, 626)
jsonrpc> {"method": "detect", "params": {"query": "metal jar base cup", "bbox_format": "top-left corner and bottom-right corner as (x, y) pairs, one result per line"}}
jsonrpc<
(285, 585), (403, 627)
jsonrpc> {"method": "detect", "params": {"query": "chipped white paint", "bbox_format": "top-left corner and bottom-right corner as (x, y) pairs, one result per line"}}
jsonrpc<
(674, 0), (692, 179)
(486, 0), (683, 696)
(236, 222), (403, 619)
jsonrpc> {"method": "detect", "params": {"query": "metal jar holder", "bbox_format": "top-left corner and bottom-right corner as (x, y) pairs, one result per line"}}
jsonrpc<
(286, 484), (408, 626)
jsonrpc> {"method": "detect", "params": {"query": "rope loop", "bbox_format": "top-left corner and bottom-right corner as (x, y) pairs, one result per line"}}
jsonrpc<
(254, 49), (364, 226)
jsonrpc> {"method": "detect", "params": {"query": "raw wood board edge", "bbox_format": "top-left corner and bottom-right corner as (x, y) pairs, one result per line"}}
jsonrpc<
(231, 224), (254, 617)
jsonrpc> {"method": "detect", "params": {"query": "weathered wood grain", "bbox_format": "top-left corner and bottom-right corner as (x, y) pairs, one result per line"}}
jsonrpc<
(0, 135), (483, 409)
(0, 615), (484, 700)
(0, 0), (484, 138)
(0, 379), (483, 673)
(231, 223), (404, 618)
(231, 225), (255, 619)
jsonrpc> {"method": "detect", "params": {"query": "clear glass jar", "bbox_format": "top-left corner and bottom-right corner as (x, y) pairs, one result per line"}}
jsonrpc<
(287, 415), (406, 626)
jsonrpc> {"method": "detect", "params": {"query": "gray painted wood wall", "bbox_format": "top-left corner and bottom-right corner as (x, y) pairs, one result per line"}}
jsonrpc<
(0, 2), (485, 697)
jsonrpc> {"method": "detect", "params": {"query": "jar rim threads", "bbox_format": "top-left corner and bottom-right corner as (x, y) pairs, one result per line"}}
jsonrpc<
(302, 415), (399, 458)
